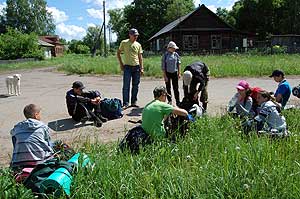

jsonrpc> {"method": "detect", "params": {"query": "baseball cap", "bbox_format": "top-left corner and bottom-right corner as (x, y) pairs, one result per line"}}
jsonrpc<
(236, 80), (250, 90)
(129, 28), (139, 36)
(72, 81), (85, 89)
(183, 71), (193, 86)
(153, 86), (171, 98)
(269, 69), (284, 77)
(167, 41), (179, 49)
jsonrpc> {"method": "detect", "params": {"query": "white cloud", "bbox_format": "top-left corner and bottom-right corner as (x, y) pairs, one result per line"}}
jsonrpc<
(87, 8), (103, 20)
(77, 16), (84, 21)
(87, 23), (96, 27)
(56, 23), (86, 41)
(207, 5), (217, 13)
(82, 0), (132, 9)
(0, 2), (6, 13)
(47, 6), (68, 24)
(106, 0), (133, 9)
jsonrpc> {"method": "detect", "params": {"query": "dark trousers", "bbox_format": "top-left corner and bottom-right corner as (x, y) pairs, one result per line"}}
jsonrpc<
(183, 82), (208, 110)
(72, 103), (101, 122)
(165, 72), (180, 103)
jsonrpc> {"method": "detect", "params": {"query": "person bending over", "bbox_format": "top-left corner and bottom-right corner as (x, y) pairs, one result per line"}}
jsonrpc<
(142, 86), (188, 140)
(182, 61), (210, 111)
(10, 104), (54, 170)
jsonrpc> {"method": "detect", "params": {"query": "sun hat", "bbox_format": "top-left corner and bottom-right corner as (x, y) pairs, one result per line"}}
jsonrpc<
(167, 41), (179, 49)
(183, 71), (193, 86)
(153, 86), (171, 98)
(236, 80), (250, 90)
(129, 28), (139, 36)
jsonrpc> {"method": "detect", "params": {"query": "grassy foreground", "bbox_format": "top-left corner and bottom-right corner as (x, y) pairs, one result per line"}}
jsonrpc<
(0, 53), (300, 77)
(1, 109), (300, 198)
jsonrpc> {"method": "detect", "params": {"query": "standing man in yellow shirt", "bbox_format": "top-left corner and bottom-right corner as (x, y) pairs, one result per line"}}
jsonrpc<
(117, 28), (144, 108)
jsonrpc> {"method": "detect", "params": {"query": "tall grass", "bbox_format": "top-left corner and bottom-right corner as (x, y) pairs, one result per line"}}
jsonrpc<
(2, 109), (299, 198)
(1, 54), (300, 77)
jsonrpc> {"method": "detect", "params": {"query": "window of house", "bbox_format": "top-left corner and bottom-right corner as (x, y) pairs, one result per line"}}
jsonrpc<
(211, 35), (222, 49)
(183, 35), (198, 50)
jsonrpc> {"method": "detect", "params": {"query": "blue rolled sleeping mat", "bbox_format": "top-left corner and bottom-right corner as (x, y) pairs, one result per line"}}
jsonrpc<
(40, 153), (91, 197)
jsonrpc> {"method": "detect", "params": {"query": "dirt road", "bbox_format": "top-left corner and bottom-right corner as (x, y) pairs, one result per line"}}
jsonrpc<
(0, 67), (299, 166)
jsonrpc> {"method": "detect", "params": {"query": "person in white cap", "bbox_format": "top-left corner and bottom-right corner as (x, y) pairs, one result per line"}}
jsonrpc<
(161, 41), (181, 106)
(182, 62), (210, 111)
(117, 28), (143, 109)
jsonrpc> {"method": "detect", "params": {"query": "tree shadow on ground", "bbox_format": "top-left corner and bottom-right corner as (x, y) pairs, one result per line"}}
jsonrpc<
(0, 94), (11, 98)
(48, 118), (93, 132)
(126, 107), (143, 117)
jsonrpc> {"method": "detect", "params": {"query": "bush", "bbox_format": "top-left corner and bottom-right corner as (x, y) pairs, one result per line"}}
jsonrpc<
(0, 28), (43, 60)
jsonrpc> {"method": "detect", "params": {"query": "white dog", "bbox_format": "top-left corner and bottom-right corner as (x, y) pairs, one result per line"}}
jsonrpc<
(6, 74), (21, 96)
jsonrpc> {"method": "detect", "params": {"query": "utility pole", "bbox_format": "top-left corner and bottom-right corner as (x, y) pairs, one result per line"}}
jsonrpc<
(103, 0), (107, 57)
(108, 24), (112, 49)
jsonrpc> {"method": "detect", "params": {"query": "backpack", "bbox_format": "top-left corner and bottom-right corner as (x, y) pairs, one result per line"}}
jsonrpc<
(119, 125), (152, 154)
(100, 98), (123, 120)
(23, 158), (74, 194)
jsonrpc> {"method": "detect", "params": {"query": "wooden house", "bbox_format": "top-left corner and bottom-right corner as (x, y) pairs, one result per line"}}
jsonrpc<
(149, 4), (255, 54)
(39, 35), (64, 57)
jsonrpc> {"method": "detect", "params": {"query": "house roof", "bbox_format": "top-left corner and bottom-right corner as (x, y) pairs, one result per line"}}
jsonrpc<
(39, 35), (63, 45)
(149, 4), (236, 41)
(38, 39), (55, 47)
(149, 11), (194, 41)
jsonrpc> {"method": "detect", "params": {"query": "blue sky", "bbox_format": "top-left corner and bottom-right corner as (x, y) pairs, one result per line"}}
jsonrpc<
(0, 0), (238, 41)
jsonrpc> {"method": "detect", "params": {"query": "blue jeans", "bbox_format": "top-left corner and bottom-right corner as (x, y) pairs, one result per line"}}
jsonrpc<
(122, 65), (141, 106)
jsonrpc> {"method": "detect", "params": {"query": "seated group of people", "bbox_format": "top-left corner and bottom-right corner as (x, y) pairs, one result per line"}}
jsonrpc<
(9, 65), (292, 171)
(227, 69), (292, 136)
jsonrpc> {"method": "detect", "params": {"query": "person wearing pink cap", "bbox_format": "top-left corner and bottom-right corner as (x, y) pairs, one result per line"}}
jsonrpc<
(227, 80), (253, 117)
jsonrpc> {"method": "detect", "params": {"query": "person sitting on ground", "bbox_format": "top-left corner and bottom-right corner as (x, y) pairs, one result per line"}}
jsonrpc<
(142, 86), (188, 140)
(269, 69), (291, 109)
(227, 80), (253, 118)
(161, 41), (181, 106)
(254, 90), (287, 136)
(10, 104), (54, 170)
(250, 86), (263, 116)
(182, 61), (210, 111)
(66, 81), (107, 127)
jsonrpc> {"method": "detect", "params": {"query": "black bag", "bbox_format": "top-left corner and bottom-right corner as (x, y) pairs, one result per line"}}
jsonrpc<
(119, 125), (152, 154)
(23, 158), (74, 194)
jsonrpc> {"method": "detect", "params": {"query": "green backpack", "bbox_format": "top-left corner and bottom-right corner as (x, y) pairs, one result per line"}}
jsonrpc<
(23, 158), (74, 194)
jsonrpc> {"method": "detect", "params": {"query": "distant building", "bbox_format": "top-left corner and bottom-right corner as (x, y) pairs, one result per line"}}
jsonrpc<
(39, 35), (64, 57)
(38, 39), (54, 59)
(271, 35), (300, 53)
(149, 4), (255, 54)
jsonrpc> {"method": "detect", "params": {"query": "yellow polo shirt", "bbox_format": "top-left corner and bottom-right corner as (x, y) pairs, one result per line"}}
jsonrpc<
(119, 39), (143, 66)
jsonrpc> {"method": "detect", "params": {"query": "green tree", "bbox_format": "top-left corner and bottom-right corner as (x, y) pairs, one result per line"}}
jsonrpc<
(165, 0), (195, 22)
(124, 0), (173, 47)
(83, 26), (104, 56)
(4, 0), (55, 35)
(108, 8), (129, 44)
(216, 7), (236, 27)
(68, 40), (90, 54)
(108, 0), (195, 47)
(0, 28), (43, 59)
